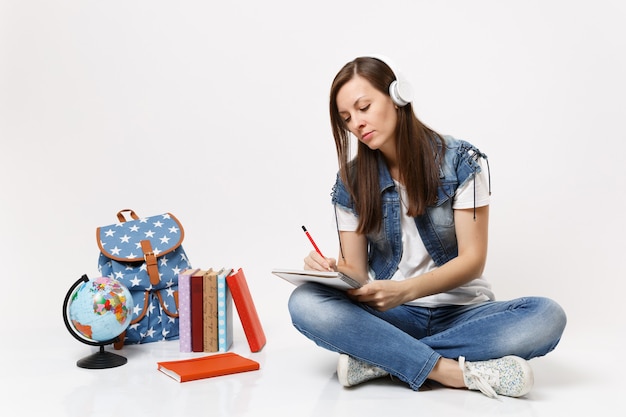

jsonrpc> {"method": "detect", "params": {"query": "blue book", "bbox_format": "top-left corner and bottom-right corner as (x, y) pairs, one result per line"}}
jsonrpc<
(217, 268), (234, 352)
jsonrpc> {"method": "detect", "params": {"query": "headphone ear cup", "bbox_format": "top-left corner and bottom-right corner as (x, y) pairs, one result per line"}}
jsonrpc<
(389, 78), (413, 107)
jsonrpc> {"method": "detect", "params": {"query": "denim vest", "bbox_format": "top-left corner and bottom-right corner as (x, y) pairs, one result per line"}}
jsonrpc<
(331, 135), (488, 280)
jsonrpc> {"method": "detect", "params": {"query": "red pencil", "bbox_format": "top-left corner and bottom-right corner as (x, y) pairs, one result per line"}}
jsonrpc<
(302, 226), (325, 258)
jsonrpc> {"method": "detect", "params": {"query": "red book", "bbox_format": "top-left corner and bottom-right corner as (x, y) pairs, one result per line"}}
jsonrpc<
(190, 269), (209, 352)
(226, 268), (266, 352)
(157, 352), (260, 383)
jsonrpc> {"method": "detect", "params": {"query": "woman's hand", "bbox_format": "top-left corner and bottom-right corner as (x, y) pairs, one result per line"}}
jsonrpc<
(347, 279), (410, 311)
(303, 250), (337, 272)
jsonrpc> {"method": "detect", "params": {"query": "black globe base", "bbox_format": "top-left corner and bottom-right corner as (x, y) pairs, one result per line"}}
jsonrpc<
(76, 345), (127, 369)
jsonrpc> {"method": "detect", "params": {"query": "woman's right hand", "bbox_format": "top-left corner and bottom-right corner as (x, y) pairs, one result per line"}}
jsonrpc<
(303, 250), (336, 272)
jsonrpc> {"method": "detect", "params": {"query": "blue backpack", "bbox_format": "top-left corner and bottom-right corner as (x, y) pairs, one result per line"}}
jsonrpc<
(97, 209), (192, 348)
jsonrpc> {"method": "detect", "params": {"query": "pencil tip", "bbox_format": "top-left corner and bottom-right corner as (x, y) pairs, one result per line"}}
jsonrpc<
(301, 225), (307, 231)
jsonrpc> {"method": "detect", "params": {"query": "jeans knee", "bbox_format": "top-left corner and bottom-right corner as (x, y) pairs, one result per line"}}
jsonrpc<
(525, 297), (567, 357)
(287, 284), (330, 328)
(288, 283), (352, 338)
(540, 297), (567, 336)
(287, 285), (308, 324)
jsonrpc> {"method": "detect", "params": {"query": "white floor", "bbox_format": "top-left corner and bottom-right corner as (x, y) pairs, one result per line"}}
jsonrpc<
(4, 315), (622, 417)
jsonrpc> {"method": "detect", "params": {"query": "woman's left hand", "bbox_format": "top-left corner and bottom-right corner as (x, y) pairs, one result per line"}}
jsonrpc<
(347, 280), (411, 311)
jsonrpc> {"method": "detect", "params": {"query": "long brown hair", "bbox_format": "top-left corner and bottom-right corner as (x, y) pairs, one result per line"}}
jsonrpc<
(330, 57), (444, 235)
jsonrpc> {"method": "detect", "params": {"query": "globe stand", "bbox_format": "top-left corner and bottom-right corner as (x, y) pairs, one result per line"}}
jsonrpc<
(76, 345), (127, 369)
(63, 274), (130, 369)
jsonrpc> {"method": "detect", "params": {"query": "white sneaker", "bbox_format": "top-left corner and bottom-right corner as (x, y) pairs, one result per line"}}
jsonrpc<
(459, 355), (534, 399)
(337, 354), (389, 387)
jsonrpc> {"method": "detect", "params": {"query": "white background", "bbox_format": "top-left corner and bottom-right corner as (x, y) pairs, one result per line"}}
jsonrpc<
(2, 0), (624, 363)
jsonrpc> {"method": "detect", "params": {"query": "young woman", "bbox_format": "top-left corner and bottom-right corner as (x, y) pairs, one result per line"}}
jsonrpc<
(287, 56), (566, 399)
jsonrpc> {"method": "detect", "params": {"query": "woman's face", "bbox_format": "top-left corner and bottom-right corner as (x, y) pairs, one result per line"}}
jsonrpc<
(336, 75), (398, 154)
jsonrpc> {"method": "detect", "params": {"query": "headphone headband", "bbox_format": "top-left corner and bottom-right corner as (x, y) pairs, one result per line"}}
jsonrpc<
(366, 54), (414, 107)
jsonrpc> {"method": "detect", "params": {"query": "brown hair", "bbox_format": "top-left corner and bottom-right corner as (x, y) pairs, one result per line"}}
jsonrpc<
(329, 57), (444, 234)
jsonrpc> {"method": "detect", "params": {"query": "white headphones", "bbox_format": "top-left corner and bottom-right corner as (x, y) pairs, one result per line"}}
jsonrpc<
(366, 54), (414, 107)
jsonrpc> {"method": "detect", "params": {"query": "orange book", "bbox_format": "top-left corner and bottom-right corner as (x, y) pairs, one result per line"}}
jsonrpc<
(157, 352), (260, 382)
(226, 268), (266, 352)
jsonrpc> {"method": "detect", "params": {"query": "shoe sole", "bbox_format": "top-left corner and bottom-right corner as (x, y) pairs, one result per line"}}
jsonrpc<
(336, 354), (351, 387)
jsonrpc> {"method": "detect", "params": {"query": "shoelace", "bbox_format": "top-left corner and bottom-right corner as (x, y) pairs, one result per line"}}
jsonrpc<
(458, 356), (499, 399)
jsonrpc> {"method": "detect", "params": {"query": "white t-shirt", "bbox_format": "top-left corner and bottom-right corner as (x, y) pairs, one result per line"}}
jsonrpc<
(335, 159), (495, 307)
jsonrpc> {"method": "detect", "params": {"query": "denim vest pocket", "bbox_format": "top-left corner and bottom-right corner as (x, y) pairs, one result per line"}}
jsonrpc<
(431, 181), (456, 227)
(416, 203), (458, 267)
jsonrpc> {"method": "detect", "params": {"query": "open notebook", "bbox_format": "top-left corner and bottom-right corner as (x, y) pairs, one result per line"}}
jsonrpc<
(272, 269), (365, 290)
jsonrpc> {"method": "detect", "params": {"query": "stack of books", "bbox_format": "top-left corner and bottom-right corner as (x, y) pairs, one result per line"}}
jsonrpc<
(178, 267), (266, 353)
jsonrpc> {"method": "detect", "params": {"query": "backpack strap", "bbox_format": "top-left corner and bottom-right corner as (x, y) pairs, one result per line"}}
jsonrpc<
(113, 333), (125, 350)
(141, 239), (160, 286)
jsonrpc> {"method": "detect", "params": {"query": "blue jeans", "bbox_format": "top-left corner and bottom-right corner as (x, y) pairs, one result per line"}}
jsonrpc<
(288, 283), (567, 390)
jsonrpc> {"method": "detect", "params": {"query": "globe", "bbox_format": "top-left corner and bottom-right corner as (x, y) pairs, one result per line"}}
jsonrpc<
(68, 276), (133, 342)
(63, 274), (134, 369)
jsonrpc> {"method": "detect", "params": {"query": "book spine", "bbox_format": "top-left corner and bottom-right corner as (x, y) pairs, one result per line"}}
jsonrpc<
(226, 268), (266, 352)
(203, 271), (218, 352)
(217, 269), (233, 352)
(178, 268), (198, 352)
(190, 274), (204, 352)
